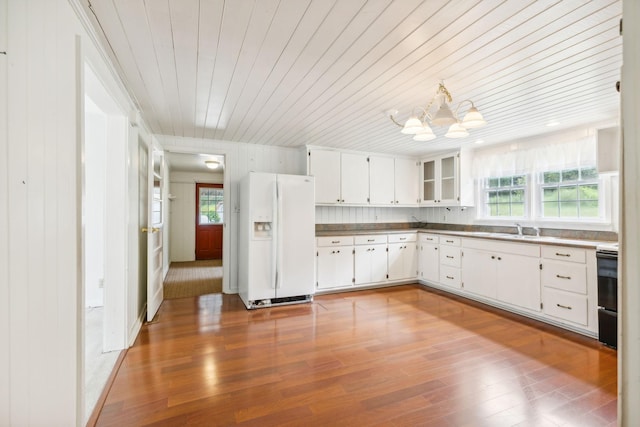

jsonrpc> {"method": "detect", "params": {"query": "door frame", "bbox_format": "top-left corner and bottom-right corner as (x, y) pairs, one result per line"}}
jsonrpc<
(164, 148), (231, 293)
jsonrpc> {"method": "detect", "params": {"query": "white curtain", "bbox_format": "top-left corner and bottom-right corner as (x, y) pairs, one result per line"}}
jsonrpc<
(471, 136), (596, 178)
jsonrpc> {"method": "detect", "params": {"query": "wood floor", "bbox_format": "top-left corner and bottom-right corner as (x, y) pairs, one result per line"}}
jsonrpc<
(95, 285), (617, 427)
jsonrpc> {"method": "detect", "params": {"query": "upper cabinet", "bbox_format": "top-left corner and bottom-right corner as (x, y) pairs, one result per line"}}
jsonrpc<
(308, 148), (418, 206)
(420, 150), (474, 207)
(369, 156), (419, 206)
(308, 150), (368, 204)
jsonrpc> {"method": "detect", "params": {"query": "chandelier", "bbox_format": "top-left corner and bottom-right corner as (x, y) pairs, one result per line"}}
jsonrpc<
(388, 83), (486, 141)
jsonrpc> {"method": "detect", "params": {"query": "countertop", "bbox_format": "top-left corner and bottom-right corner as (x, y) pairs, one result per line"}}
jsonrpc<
(316, 228), (610, 249)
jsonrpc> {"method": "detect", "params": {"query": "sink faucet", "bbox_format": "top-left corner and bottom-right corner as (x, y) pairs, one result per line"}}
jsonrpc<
(533, 226), (540, 237)
(515, 223), (523, 236)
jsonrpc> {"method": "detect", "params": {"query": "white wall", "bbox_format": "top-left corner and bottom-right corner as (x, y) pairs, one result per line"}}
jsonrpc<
(84, 106), (106, 308)
(4, 0), (82, 424)
(169, 171), (223, 262)
(1, 0), (141, 424)
(158, 136), (304, 292)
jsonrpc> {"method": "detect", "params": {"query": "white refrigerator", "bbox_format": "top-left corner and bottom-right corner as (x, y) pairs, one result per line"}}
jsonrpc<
(238, 172), (316, 309)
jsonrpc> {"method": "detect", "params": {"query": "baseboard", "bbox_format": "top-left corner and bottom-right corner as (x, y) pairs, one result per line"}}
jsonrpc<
(128, 302), (146, 347)
(85, 349), (127, 427)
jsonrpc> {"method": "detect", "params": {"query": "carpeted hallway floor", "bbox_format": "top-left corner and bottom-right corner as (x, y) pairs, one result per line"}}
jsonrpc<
(163, 259), (223, 299)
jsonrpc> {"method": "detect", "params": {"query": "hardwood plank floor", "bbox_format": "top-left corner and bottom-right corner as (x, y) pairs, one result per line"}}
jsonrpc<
(95, 285), (617, 426)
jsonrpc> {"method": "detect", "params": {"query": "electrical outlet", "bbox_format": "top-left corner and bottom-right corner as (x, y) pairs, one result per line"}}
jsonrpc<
(98, 278), (104, 288)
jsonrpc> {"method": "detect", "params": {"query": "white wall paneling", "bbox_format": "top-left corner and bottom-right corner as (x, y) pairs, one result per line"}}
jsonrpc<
(169, 182), (197, 262)
(84, 105), (107, 308)
(315, 206), (420, 225)
(5, 0), (82, 424)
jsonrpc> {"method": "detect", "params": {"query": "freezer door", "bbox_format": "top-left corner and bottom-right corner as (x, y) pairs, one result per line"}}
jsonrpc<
(245, 173), (277, 303)
(275, 174), (316, 298)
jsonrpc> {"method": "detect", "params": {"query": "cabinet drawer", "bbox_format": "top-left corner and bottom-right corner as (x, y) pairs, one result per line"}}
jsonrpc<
(317, 236), (354, 247)
(354, 235), (387, 245)
(388, 233), (417, 243)
(440, 265), (461, 288)
(543, 287), (588, 326)
(440, 245), (461, 267)
(419, 233), (439, 244)
(542, 260), (587, 294)
(440, 236), (461, 246)
(541, 246), (586, 263)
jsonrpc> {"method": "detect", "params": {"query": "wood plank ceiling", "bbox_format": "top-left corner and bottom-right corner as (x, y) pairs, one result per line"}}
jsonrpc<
(83, 0), (622, 156)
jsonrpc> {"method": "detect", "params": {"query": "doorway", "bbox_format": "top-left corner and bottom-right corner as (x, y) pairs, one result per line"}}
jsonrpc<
(165, 152), (227, 297)
(82, 64), (128, 424)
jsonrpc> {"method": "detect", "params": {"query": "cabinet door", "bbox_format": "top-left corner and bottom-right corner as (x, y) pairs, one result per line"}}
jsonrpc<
(369, 156), (395, 205)
(309, 150), (341, 204)
(387, 243), (404, 280)
(402, 243), (418, 278)
(419, 244), (439, 282)
(370, 244), (388, 283)
(461, 248), (496, 299)
(354, 245), (372, 284)
(496, 253), (541, 312)
(421, 159), (438, 204)
(439, 154), (457, 204)
(316, 246), (353, 289)
(340, 153), (369, 204)
(394, 158), (418, 205)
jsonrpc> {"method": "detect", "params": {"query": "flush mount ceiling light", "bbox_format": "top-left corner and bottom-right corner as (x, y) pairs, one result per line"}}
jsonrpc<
(205, 160), (220, 169)
(388, 82), (487, 141)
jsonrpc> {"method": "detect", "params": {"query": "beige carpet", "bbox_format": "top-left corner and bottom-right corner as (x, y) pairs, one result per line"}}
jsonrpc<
(163, 259), (223, 299)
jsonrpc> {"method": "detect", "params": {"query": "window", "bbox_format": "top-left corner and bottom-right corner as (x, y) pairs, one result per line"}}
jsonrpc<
(540, 166), (599, 219)
(198, 185), (224, 224)
(484, 175), (527, 217)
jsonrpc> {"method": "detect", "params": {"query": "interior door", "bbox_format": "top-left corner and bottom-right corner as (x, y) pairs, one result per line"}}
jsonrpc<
(195, 183), (223, 260)
(146, 148), (164, 322)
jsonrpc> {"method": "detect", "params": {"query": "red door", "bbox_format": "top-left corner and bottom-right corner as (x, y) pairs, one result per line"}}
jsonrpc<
(196, 183), (223, 260)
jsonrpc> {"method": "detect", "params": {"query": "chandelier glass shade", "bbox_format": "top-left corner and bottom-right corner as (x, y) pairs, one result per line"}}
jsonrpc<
(389, 83), (486, 141)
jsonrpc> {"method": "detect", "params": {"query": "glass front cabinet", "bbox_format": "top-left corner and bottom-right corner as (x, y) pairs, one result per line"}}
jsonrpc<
(420, 151), (474, 207)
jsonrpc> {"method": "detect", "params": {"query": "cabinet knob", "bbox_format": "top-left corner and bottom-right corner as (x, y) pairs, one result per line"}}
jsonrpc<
(491, 256), (495, 259)
(497, 257), (502, 260)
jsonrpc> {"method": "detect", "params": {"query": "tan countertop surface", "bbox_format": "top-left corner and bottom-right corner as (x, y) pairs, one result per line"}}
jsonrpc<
(316, 228), (611, 249)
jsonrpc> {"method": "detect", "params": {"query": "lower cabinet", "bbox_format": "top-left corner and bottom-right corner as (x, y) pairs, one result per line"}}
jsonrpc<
(418, 234), (439, 283)
(316, 237), (354, 289)
(387, 233), (417, 280)
(461, 239), (541, 312)
(354, 235), (388, 284)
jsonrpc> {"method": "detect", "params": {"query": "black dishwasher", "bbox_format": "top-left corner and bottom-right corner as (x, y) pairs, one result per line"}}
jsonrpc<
(596, 245), (618, 349)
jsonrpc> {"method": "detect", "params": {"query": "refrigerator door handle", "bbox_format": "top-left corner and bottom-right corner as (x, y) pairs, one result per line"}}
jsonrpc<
(271, 180), (278, 289)
(276, 180), (284, 289)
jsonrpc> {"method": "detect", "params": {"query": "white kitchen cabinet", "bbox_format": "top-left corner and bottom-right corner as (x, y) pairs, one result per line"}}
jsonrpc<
(439, 236), (462, 288)
(420, 149), (474, 206)
(387, 233), (417, 281)
(308, 150), (341, 204)
(461, 238), (541, 312)
(369, 156), (419, 206)
(541, 246), (595, 330)
(354, 235), (387, 285)
(496, 253), (541, 312)
(393, 157), (419, 205)
(308, 149), (368, 205)
(341, 153), (369, 204)
(461, 247), (495, 297)
(369, 156), (395, 205)
(316, 237), (354, 289)
(418, 233), (439, 283)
